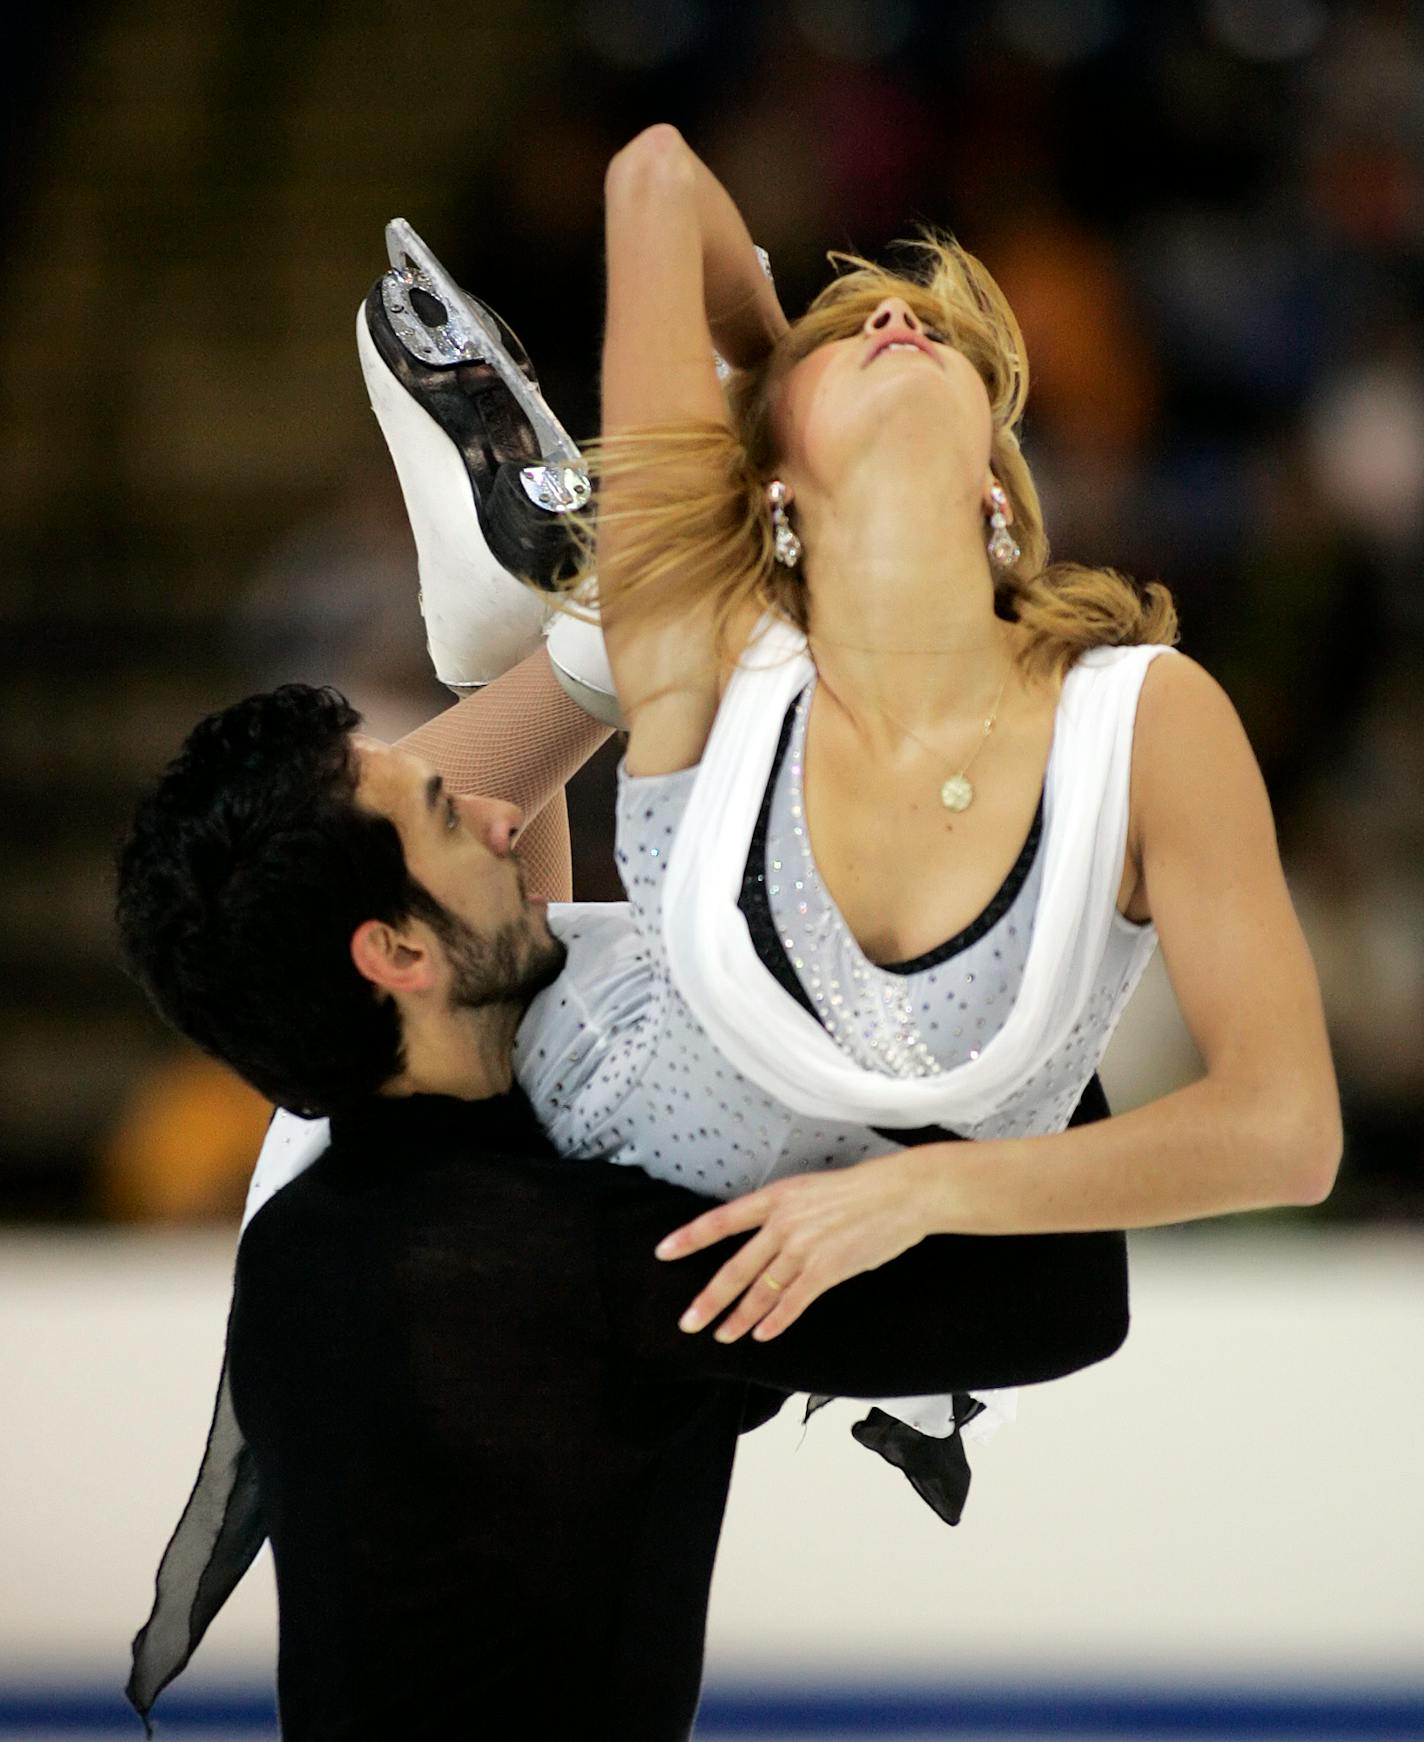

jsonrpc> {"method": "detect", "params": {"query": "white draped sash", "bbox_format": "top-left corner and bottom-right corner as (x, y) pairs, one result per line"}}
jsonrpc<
(661, 617), (1172, 1129)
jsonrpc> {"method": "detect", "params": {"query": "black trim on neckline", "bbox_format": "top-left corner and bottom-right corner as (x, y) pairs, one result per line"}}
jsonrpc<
(737, 688), (1045, 985)
(874, 794), (1043, 976)
(738, 698), (820, 1022)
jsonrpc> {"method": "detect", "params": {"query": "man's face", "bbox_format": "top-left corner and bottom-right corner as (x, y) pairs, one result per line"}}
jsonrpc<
(352, 735), (565, 1009)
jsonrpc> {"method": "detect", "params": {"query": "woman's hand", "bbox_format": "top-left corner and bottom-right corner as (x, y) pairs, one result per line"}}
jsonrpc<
(655, 1150), (933, 1343)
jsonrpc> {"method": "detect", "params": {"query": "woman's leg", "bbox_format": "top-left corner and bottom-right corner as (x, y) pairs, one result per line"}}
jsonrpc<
(395, 647), (613, 901)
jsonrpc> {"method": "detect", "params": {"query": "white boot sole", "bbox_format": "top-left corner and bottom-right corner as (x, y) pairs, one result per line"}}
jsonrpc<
(355, 303), (551, 690)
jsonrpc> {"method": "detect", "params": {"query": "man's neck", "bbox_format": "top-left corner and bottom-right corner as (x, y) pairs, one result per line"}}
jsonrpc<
(381, 998), (525, 1103)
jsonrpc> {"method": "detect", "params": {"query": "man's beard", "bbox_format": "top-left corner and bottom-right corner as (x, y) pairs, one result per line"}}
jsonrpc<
(436, 904), (567, 1014)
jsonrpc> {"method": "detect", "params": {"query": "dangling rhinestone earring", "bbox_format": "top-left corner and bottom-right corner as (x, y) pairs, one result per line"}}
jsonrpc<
(986, 479), (1021, 567)
(767, 480), (802, 568)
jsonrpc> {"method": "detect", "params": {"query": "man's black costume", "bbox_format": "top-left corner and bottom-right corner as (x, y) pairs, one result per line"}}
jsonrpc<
(130, 1087), (1126, 1740)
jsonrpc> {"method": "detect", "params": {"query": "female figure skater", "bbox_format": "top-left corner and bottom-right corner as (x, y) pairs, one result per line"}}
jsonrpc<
(249, 139), (1338, 1422)
(571, 124), (1339, 1340)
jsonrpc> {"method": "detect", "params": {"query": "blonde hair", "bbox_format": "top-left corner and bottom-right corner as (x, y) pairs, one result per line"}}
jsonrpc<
(570, 233), (1176, 683)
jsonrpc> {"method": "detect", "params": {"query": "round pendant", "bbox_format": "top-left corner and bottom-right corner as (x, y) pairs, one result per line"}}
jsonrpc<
(940, 774), (973, 812)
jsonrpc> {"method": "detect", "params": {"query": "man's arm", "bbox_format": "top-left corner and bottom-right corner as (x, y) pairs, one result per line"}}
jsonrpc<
(598, 1167), (1128, 1398)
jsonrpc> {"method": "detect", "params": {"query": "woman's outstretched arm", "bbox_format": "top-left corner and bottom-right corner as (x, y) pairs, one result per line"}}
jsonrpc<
(395, 648), (613, 902)
(658, 655), (1342, 1340)
(599, 124), (787, 777)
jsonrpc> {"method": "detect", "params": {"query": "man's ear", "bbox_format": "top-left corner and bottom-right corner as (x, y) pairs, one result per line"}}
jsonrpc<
(350, 919), (437, 995)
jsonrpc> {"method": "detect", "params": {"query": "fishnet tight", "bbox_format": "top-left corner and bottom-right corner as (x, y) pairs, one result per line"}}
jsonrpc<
(396, 649), (614, 901)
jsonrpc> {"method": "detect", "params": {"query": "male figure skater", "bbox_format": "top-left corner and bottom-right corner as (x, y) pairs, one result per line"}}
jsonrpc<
(117, 683), (1127, 1739)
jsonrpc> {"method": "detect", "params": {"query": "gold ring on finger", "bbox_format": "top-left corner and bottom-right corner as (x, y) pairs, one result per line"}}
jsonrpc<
(762, 1273), (785, 1292)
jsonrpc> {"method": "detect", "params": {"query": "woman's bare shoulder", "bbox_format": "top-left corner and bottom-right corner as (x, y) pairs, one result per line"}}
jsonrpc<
(1135, 649), (1239, 741)
(1122, 650), (1259, 892)
(1130, 649), (1269, 844)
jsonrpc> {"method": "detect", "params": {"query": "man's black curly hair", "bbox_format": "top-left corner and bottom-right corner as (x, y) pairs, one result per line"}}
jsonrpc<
(115, 684), (447, 1116)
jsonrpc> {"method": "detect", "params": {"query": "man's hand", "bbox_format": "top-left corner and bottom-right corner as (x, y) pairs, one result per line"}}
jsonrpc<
(655, 1150), (931, 1343)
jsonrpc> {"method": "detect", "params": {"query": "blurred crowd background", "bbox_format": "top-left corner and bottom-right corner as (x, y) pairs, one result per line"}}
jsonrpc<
(2, 0), (1421, 1226)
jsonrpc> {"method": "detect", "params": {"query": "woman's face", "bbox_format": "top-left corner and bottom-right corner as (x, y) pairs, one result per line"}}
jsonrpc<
(770, 293), (995, 508)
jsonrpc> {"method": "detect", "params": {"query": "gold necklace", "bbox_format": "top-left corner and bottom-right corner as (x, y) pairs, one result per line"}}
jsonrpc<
(868, 665), (1011, 812)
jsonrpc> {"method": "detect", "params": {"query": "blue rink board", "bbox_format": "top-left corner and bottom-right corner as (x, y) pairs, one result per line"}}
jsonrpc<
(4, 1684), (1424, 1740)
